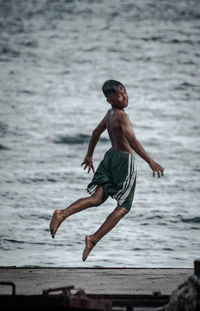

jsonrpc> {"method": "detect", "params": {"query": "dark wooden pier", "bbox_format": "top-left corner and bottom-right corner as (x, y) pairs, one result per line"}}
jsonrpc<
(1, 260), (199, 310)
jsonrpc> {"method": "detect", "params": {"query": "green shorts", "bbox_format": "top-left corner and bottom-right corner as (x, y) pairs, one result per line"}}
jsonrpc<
(87, 148), (137, 211)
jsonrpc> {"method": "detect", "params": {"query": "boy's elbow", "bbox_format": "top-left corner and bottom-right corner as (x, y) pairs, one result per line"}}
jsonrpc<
(92, 129), (100, 138)
(130, 138), (139, 150)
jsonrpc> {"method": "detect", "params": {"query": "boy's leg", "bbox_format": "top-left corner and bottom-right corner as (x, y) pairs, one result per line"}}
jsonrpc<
(82, 204), (129, 261)
(50, 186), (105, 238)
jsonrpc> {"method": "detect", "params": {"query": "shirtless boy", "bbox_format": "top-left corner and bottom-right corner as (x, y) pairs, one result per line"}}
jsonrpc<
(50, 80), (164, 261)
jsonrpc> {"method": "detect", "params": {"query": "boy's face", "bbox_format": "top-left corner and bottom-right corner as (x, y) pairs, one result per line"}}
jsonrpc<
(107, 85), (128, 109)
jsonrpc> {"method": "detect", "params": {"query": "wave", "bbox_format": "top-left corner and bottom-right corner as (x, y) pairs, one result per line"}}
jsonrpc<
(174, 82), (199, 90)
(17, 89), (35, 95)
(3, 239), (25, 244)
(2, 238), (46, 247)
(18, 177), (57, 184)
(0, 46), (20, 57)
(181, 217), (200, 224)
(0, 144), (10, 150)
(0, 123), (8, 137)
(164, 39), (197, 45)
(54, 134), (109, 145)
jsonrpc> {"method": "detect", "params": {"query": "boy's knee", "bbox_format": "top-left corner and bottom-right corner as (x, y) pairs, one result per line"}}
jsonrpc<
(121, 208), (129, 216)
(117, 204), (129, 216)
(91, 195), (103, 206)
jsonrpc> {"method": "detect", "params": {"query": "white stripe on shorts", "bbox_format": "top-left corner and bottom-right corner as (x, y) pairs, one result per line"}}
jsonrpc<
(113, 153), (136, 203)
(118, 169), (136, 206)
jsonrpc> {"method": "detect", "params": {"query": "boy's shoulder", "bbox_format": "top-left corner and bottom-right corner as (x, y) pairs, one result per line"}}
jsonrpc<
(104, 109), (130, 122)
(106, 108), (128, 116)
(103, 110), (131, 130)
(115, 109), (130, 121)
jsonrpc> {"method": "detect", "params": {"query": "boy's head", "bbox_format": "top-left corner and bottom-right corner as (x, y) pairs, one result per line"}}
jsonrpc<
(102, 80), (125, 98)
(102, 80), (128, 109)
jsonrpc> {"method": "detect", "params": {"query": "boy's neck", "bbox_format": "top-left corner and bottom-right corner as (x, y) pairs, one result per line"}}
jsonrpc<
(111, 105), (125, 111)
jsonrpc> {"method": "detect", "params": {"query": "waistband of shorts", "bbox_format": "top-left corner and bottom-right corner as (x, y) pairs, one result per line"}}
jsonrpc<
(108, 148), (134, 158)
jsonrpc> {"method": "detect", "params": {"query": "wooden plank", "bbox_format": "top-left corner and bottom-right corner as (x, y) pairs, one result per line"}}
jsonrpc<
(0, 267), (193, 296)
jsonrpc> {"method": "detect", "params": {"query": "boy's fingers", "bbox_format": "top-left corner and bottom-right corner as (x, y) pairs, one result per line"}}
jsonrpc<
(84, 164), (88, 170)
(152, 165), (164, 178)
(160, 168), (164, 177)
(87, 165), (94, 174)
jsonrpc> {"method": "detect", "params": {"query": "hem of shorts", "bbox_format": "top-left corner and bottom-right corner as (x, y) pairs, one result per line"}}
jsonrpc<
(87, 183), (109, 203)
(87, 183), (98, 195)
(87, 182), (135, 211)
(87, 182), (107, 194)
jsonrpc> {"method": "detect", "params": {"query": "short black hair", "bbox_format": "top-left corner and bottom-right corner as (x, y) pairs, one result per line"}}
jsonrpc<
(102, 80), (125, 98)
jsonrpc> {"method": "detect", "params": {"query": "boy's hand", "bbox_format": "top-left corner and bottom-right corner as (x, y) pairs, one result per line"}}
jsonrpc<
(149, 160), (164, 178)
(81, 156), (95, 174)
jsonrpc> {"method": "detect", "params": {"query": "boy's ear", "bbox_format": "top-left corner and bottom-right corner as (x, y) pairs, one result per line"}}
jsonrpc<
(106, 97), (112, 105)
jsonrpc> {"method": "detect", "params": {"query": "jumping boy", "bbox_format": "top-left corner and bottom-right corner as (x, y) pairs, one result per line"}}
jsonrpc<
(50, 80), (164, 261)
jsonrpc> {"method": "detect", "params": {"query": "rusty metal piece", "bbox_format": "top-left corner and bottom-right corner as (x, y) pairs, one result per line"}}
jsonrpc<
(41, 286), (111, 310)
(0, 294), (112, 310)
(88, 293), (169, 308)
(0, 282), (16, 296)
(75, 288), (86, 296)
(194, 259), (200, 277)
(153, 291), (162, 296)
(42, 285), (74, 296)
(0, 283), (112, 310)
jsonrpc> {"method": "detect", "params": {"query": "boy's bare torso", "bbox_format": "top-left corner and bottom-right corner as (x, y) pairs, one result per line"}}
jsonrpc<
(106, 108), (133, 154)
(49, 81), (164, 263)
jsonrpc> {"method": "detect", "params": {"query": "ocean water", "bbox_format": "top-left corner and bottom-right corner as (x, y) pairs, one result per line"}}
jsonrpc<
(0, 0), (200, 268)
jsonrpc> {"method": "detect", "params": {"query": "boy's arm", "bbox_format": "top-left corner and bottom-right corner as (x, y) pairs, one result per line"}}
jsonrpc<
(81, 116), (107, 173)
(120, 113), (164, 177)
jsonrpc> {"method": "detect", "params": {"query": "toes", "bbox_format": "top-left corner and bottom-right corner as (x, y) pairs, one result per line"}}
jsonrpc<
(82, 236), (96, 261)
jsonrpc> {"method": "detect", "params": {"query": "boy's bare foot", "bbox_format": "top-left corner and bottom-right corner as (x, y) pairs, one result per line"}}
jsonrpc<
(82, 235), (96, 261)
(49, 209), (64, 238)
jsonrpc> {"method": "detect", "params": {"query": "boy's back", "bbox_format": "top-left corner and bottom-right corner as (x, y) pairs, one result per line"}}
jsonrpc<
(106, 108), (133, 154)
(95, 83), (135, 155)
